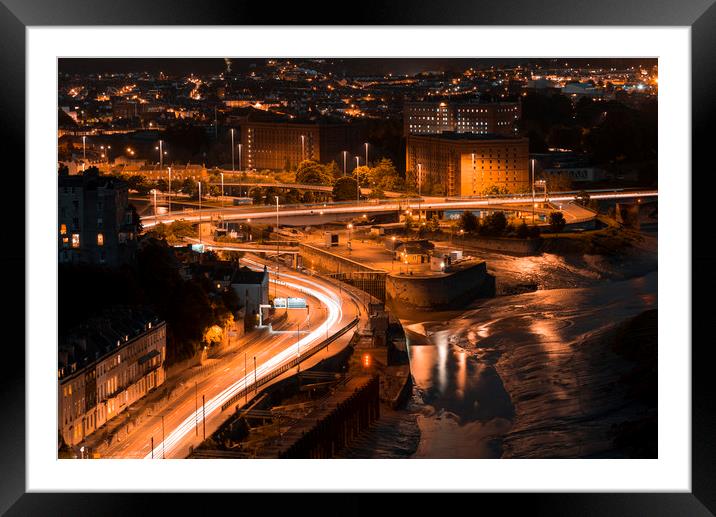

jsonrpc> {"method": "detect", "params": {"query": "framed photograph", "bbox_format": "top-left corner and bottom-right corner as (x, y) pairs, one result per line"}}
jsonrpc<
(3, 0), (712, 514)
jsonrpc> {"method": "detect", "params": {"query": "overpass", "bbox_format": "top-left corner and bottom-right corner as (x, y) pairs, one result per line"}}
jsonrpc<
(142, 189), (658, 229)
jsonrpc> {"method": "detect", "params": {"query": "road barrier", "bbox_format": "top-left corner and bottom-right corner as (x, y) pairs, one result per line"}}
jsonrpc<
(220, 316), (359, 412)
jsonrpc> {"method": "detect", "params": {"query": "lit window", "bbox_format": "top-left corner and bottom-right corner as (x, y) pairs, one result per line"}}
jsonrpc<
(97, 233), (104, 246)
(60, 224), (67, 235)
(71, 234), (80, 248)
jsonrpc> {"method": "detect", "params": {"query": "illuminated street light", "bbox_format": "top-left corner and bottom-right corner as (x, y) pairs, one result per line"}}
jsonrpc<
(342, 151), (348, 177)
(155, 139), (164, 169)
(300, 134), (305, 161)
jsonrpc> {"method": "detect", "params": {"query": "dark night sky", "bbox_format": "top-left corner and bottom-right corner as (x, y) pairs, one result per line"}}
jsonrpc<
(58, 57), (657, 76)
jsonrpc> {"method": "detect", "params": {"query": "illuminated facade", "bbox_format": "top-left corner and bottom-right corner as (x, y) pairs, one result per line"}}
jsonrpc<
(58, 309), (166, 448)
(404, 100), (521, 136)
(406, 133), (530, 196)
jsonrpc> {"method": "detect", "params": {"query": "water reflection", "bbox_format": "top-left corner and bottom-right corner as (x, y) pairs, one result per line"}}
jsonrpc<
(404, 271), (658, 459)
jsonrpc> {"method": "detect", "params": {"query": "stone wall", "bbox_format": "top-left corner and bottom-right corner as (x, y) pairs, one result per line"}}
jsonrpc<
(386, 261), (495, 310)
(462, 236), (542, 255)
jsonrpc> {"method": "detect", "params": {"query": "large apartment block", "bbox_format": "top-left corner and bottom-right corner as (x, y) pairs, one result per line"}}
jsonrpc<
(239, 119), (367, 171)
(58, 308), (166, 448)
(406, 132), (530, 196)
(403, 100), (521, 136)
(58, 168), (139, 266)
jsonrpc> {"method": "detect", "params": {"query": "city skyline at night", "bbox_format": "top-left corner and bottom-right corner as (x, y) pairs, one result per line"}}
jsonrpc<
(57, 57), (658, 461)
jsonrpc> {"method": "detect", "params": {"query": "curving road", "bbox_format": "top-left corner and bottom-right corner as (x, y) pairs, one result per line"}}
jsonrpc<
(95, 257), (361, 459)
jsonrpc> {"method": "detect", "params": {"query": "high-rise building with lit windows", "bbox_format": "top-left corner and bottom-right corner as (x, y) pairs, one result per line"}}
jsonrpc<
(403, 100), (521, 136)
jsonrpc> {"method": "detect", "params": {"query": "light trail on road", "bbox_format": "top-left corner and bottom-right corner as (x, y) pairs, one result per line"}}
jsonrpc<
(144, 271), (343, 459)
(141, 189), (658, 228)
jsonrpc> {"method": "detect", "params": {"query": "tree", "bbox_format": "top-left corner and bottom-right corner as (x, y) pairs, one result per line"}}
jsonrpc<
(368, 185), (385, 199)
(352, 165), (372, 187)
(250, 187), (265, 205)
(295, 160), (332, 185)
(549, 211), (566, 233)
(301, 190), (315, 203)
(482, 185), (510, 197)
(324, 161), (341, 180)
(284, 188), (301, 204)
(332, 176), (358, 201)
(483, 211), (508, 236)
(459, 211), (479, 233)
(516, 220), (530, 239)
(369, 158), (401, 190)
(575, 190), (591, 207)
(425, 214), (441, 233)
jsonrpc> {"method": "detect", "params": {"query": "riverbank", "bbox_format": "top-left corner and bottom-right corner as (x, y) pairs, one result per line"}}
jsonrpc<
(401, 270), (657, 458)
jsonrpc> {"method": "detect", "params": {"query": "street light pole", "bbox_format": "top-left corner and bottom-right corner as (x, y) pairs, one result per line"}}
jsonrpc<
(301, 135), (305, 161)
(531, 158), (535, 225)
(198, 181), (202, 244)
(82, 136), (86, 171)
(355, 156), (360, 204)
(364, 142), (369, 166)
(167, 166), (172, 213)
(343, 151), (347, 177)
(158, 140), (163, 170)
(275, 196), (280, 298)
(230, 128), (235, 171)
(153, 189), (157, 224)
(238, 143), (242, 172)
(417, 163), (422, 197)
(220, 172), (224, 209)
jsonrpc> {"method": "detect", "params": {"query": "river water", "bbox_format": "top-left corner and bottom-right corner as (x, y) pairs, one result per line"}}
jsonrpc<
(399, 244), (658, 459)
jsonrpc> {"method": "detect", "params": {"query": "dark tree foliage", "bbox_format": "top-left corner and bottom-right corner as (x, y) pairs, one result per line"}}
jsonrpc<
(58, 238), (240, 364)
(480, 212), (508, 236)
(459, 211), (479, 233)
(332, 176), (359, 201)
(549, 211), (567, 233)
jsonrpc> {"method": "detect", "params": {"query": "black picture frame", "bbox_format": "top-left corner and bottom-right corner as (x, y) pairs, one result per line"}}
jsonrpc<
(2, 1), (712, 514)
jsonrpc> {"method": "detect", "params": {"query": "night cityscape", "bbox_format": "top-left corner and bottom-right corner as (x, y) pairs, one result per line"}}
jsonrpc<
(57, 57), (658, 460)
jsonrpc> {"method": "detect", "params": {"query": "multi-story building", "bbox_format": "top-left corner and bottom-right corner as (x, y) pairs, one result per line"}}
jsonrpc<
(239, 116), (367, 171)
(58, 308), (166, 447)
(58, 168), (139, 266)
(403, 100), (521, 136)
(406, 132), (530, 196)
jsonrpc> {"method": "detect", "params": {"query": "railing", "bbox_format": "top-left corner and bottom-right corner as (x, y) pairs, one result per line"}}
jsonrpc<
(219, 316), (359, 412)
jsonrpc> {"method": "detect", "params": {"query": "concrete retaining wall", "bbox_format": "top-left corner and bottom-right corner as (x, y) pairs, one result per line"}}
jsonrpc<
(386, 261), (495, 310)
(299, 243), (379, 275)
(463, 237), (542, 255)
